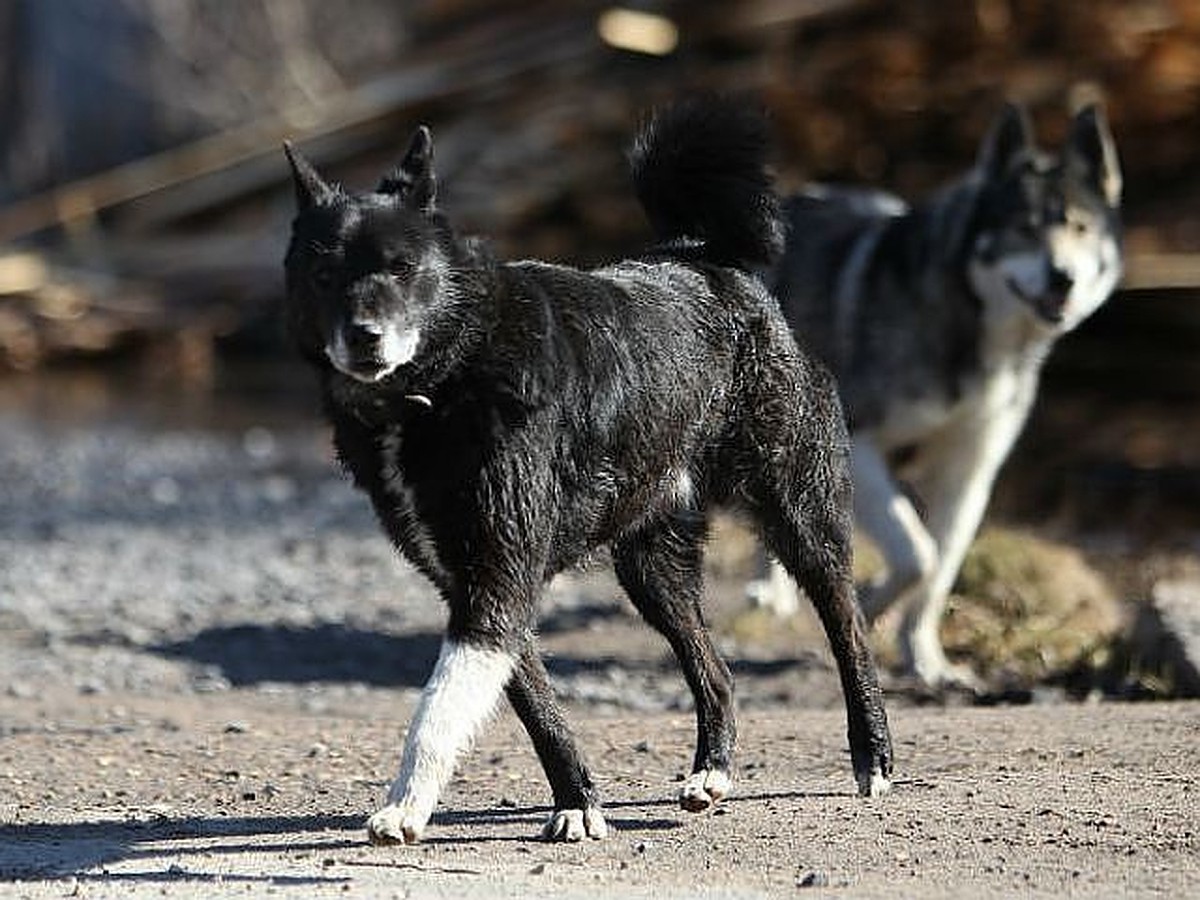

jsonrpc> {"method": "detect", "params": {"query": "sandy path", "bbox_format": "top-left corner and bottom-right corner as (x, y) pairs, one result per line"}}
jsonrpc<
(2, 689), (1197, 898)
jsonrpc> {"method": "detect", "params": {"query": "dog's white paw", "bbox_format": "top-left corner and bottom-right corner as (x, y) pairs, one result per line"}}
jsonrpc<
(366, 802), (428, 845)
(856, 766), (891, 799)
(540, 806), (608, 842)
(679, 768), (732, 812)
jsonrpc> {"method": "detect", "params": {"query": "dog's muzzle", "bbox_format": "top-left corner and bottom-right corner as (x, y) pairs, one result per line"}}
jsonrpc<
(327, 320), (422, 383)
(328, 323), (389, 382)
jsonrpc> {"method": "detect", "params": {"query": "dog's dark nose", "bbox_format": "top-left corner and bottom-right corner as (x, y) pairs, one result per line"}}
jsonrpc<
(1048, 266), (1074, 296)
(344, 322), (382, 358)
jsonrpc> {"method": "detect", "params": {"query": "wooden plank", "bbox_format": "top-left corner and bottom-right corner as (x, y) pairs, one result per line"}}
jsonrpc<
(1123, 254), (1200, 292)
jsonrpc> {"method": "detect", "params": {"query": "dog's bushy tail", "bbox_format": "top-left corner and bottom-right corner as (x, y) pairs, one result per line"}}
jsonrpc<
(630, 96), (783, 270)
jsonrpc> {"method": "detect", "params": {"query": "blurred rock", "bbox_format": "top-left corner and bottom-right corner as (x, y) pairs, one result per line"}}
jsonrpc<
(941, 527), (1125, 686)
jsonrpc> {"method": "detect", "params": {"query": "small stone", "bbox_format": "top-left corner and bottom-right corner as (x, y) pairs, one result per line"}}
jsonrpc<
(797, 871), (830, 888)
(223, 721), (249, 734)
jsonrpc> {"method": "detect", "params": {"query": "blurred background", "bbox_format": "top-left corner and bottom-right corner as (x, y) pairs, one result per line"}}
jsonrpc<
(2, 0), (1199, 700)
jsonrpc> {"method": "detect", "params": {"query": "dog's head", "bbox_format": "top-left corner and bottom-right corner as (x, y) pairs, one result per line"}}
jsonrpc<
(965, 103), (1122, 333)
(283, 128), (455, 383)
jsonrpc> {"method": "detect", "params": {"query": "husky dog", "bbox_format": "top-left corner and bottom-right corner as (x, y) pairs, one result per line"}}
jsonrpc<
(282, 99), (892, 845)
(768, 103), (1122, 690)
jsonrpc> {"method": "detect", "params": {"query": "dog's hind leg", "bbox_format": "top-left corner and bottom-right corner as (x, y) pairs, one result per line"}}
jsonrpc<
(506, 643), (608, 841)
(613, 513), (736, 813)
(756, 482), (893, 798)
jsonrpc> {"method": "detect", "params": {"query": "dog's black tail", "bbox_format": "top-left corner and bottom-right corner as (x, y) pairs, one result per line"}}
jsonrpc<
(629, 96), (783, 271)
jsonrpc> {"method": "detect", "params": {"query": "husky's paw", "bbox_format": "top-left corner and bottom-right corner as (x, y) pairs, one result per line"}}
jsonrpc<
(366, 802), (428, 846)
(916, 660), (985, 695)
(745, 569), (802, 617)
(855, 766), (892, 799)
(540, 806), (608, 842)
(679, 769), (732, 812)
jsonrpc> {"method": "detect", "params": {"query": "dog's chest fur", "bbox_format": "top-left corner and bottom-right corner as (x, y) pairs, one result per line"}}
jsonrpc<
(323, 374), (505, 593)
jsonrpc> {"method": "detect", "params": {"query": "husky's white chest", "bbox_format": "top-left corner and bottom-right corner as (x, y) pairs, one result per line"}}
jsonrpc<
(872, 333), (1045, 457)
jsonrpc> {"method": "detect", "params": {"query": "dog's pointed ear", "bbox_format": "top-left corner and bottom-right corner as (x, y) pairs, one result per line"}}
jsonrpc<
(977, 102), (1032, 179)
(1067, 104), (1122, 207)
(377, 126), (437, 210)
(283, 141), (335, 210)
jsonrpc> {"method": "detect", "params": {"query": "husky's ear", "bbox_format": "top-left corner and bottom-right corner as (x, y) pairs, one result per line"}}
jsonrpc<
(377, 126), (437, 210)
(1067, 104), (1122, 207)
(283, 141), (335, 211)
(977, 103), (1032, 180)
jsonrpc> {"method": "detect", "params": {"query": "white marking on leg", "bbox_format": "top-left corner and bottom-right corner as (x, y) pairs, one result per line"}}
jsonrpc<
(858, 766), (892, 798)
(679, 768), (732, 812)
(367, 640), (514, 844)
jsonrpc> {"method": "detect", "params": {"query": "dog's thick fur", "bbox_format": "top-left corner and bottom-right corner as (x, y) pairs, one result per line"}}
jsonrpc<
(768, 103), (1123, 690)
(282, 99), (892, 844)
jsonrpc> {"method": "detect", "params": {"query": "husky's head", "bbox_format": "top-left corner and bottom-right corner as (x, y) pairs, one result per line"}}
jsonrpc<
(283, 127), (455, 383)
(965, 103), (1122, 334)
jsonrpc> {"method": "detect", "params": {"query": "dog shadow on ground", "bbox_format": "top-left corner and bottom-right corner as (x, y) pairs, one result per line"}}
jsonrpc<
(0, 814), (363, 885)
(151, 624), (445, 688)
(0, 787), (843, 884)
(147, 620), (821, 691)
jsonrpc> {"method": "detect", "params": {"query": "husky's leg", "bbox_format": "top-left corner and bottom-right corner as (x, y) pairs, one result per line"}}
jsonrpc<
(851, 439), (937, 623)
(506, 644), (607, 841)
(613, 514), (737, 812)
(900, 415), (1026, 691)
(367, 638), (514, 844)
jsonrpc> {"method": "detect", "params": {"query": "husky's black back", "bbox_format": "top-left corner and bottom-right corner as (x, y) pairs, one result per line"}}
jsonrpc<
(283, 98), (891, 846)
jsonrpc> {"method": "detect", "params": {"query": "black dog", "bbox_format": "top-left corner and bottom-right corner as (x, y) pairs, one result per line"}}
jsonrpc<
(282, 98), (892, 845)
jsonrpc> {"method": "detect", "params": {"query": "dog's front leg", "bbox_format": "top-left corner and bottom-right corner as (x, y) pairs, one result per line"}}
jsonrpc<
(850, 439), (938, 623)
(367, 638), (515, 845)
(506, 643), (607, 841)
(900, 410), (1029, 691)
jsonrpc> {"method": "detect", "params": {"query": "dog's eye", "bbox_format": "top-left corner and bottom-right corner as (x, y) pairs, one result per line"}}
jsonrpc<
(310, 266), (336, 290)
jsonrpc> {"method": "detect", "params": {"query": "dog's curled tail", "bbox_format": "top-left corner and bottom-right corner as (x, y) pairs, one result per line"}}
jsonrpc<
(630, 96), (783, 270)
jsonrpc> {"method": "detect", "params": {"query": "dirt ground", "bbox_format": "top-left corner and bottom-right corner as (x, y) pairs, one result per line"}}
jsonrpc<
(2, 689), (1198, 899)
(1, 383), (1198, 898)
